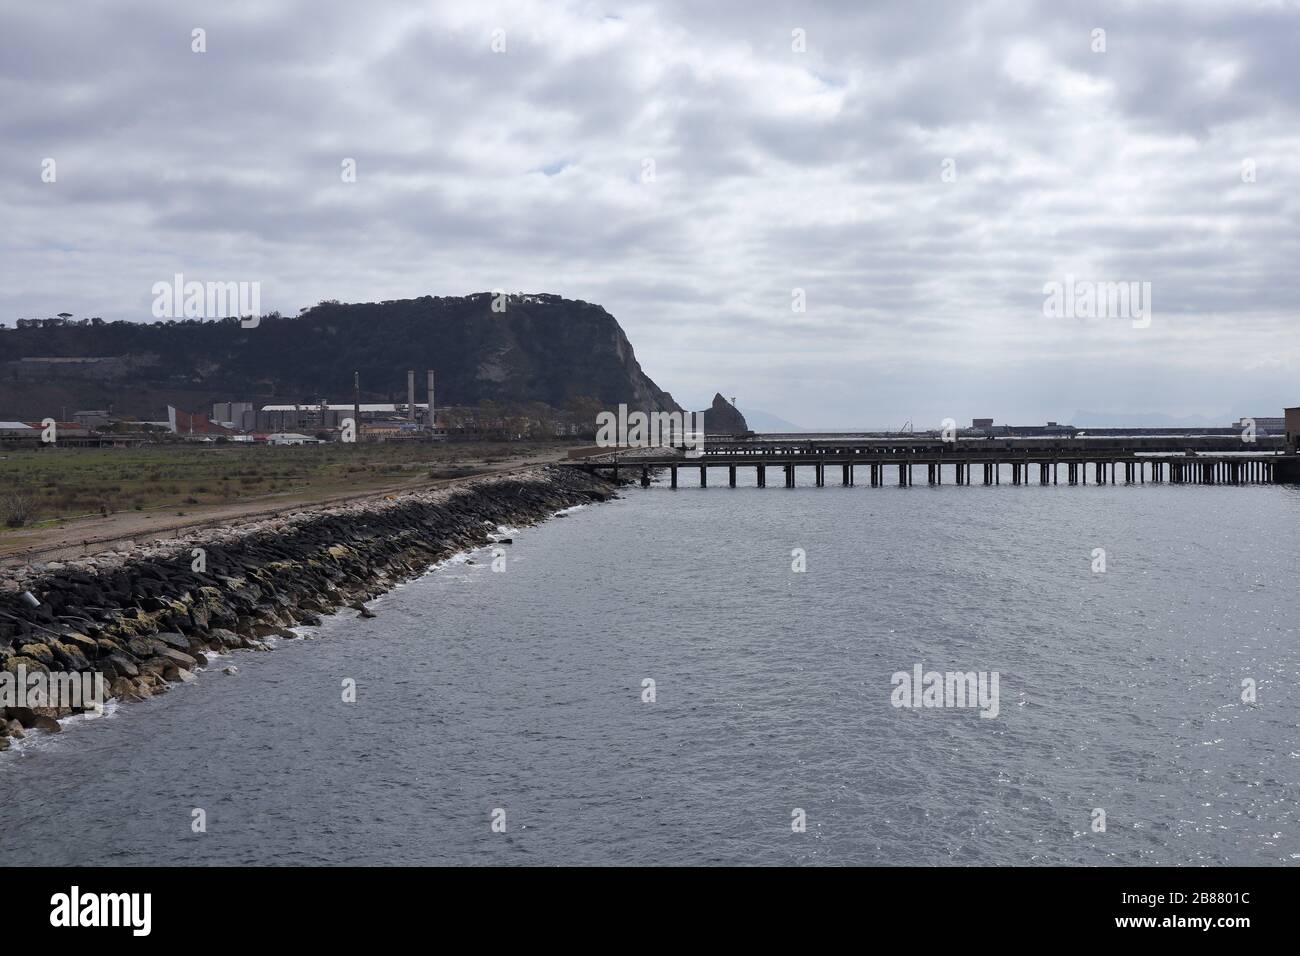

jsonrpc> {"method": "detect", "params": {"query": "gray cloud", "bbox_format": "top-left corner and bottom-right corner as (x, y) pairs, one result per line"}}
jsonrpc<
(1, 0), (1297, 427)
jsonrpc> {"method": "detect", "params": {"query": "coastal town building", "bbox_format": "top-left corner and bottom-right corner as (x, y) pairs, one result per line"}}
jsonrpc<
(166, 405), (237, 438)
(0, 421), (36, 438)
(265, 433), (323, 445)
(211, 401), (255, 428)
(72, 409), (114, 428)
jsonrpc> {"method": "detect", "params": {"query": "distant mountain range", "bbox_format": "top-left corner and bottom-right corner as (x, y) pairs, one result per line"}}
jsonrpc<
(736, 407), (808, 432)
(0, 294), (687, 421)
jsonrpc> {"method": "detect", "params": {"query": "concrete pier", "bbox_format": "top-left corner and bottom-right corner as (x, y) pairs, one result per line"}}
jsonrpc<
(569, 429), (1296, 491)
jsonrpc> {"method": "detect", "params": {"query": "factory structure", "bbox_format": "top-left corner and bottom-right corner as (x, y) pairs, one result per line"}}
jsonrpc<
(0, 362), (598, 447)
(206, 369), (447, 442)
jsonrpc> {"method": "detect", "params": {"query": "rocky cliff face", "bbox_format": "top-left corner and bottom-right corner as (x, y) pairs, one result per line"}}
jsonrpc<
(696, 393), (749, 434)
(0, 293), (680, 418)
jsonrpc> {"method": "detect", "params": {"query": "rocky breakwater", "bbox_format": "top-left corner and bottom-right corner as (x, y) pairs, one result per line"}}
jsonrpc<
(0, 466), (616, 750)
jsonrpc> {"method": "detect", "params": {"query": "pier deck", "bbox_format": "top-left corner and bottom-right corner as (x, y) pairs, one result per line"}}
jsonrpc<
(564, 435), (1295, 487)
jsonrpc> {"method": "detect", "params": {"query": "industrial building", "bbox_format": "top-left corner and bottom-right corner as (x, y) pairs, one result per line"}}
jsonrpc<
(222, 368), (445, 440)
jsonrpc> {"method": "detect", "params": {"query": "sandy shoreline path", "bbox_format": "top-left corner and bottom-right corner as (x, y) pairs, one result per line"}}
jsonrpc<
(0, 464), (618, 749)
(0, 445), (577, 569)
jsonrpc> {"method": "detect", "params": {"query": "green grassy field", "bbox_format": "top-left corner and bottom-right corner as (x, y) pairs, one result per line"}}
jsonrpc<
(0, 440), (562, 530)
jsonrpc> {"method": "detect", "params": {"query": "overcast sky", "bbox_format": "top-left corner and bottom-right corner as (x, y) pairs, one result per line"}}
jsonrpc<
(2, 0), (1298, 427)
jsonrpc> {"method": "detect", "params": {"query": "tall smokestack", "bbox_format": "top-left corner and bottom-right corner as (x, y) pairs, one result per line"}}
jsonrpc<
(353, 371), (360, 443)
(426, 369), (436, 432)
(407, 369), (416, 422)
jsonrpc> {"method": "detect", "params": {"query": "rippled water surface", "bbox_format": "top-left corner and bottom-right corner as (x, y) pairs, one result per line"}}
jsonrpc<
(3, 471), (1298, 865)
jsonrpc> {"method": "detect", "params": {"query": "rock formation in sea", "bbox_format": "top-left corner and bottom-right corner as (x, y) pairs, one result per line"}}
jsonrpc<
(695, 393), (749, 434)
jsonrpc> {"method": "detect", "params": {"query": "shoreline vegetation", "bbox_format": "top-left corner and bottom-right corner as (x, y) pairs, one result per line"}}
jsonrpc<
(0, 465), (617, 752)
(0, 440), (573, 558)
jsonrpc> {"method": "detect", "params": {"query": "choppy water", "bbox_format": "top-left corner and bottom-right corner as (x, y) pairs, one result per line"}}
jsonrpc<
(3, 469), (1298, 865)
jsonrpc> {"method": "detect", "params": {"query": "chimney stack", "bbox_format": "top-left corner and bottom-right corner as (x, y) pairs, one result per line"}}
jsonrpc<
(353, 371), (360, 443)
(426, 370), (436, 432)
(407, 369), (416, 422)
